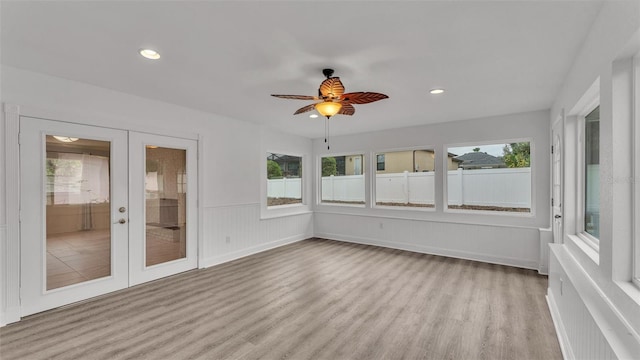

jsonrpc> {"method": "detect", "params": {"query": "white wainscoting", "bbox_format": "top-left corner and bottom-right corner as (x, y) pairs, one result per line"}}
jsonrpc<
(548, 245), (639, 360)
(201, 203), (313, 267)
(315, 212), (541, 270)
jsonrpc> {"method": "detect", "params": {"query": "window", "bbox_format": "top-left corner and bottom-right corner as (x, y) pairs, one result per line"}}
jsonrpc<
(584, 106), (600, 239)
(321, 154), (365, 205)
(266, 153), (302, 207)
(446, 142), (532, 213)
(46, 138), (111, 206)
(375, 149), (435, 208)
(376, 154), (385, 171)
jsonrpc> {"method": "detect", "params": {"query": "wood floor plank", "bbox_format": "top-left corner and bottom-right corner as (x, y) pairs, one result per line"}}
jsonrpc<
(0, 238), (562, 360)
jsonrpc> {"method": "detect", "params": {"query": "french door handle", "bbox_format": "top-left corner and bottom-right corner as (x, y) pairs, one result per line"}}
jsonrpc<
(554, 215), (562, 219)
(114, 218), (127, 224)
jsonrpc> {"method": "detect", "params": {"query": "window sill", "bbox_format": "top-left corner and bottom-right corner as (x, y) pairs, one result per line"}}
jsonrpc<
(374, 204), (436, 212)
(317, 202), (366, 208)
(567, 234), (600, 265)
(616, 280), (640, 307)
(444, 208), (534, 218)
(260, 209), (312, 220)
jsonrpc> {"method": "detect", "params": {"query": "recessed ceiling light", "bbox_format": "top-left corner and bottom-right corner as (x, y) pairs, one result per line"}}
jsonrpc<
(139, 49), (160, 60)
(430, 88), (445, 95)
(309, 114), (319, 118)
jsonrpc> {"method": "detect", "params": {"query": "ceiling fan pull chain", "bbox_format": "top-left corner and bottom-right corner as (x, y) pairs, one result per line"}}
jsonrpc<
(324, 118), (328, 143)
(327, 119), (331, 150)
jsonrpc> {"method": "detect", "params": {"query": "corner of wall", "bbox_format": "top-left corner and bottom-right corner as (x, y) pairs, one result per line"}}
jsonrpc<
(538, 228), (553, 275)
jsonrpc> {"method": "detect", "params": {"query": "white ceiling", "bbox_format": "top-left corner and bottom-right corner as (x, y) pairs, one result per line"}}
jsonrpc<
(1, 1), (603, 139)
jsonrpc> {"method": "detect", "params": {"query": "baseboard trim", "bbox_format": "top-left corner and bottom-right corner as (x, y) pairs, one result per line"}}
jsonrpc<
(547, 292), (573, 360)
(200, 233), (310, 268)
(315, 232), (539, 270)
(0, 305), (21, 327)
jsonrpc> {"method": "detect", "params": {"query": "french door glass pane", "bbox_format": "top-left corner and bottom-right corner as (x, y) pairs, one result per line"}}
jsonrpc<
(46, 135), (111, 290)
(145, 146), (187, 266)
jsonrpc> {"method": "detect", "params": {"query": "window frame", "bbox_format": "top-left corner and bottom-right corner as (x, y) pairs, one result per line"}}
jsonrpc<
(376, 154), (385, 171)
(633, 53), (640, 287)
(266, 152), (304, 208)
(261, 150), (310, 220)
(444, 138), (535, 217)
(372, 146), (437, 211)
(575, 101), (601, 253)
(318, 152), (367, 208)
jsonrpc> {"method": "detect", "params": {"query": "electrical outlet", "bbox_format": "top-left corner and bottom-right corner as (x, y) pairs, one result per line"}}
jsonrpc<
(226, 236), (231, 244)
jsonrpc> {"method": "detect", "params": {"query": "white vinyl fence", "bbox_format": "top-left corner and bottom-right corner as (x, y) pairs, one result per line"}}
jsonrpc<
(321, 175), (366, 202)
(267, 177), (302, 199)
(375, 172), (436, 205)
(269, 168), (531, 208)
(447, 168), (531, 208)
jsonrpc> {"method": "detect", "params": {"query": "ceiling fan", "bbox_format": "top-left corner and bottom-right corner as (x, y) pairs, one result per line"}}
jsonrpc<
(271, 68), (388, 149)
(271, 68), (388, 119)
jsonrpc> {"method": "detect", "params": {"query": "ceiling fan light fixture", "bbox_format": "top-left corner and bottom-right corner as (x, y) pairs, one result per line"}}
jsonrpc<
(315, 101), (342, 118)
(139, 48), (161, 60)
(53, 136), (79, 143)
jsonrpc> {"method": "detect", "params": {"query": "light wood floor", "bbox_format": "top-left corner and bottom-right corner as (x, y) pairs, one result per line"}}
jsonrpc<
(1, 238), (561, 360)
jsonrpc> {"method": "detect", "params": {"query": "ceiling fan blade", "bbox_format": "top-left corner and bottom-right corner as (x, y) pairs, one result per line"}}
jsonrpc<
(293, 103), (317, 115)
(340, 92), (389, 104)
(338, 103), (355, 116)
(319, 77), (345, 99)
(271, 94), (319, 100)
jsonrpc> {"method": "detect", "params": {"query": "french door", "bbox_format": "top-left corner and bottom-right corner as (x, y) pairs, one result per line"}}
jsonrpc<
(20, 117), (198, 316)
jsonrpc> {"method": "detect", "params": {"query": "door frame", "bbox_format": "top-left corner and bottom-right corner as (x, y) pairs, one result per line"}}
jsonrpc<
(1, 103), (203, 325)
(552, 111), (565, 244)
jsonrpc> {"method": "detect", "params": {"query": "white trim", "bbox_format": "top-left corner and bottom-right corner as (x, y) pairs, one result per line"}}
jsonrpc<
(567, 234), (599, 265)
(8, 104), (199, 141)
(633, 52), (640, 287)
(568, 79), (601, 258)
(260, 210), (313, 220)
(546, 292), (573, 360)
(2, 103), (21, 326)
(198, 134), (205, 269)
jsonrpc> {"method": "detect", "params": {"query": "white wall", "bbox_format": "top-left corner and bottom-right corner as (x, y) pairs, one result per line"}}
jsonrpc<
(313, 109), (551, 271)
(0, 66), (313, 325)
(547, 0), (640, 358)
